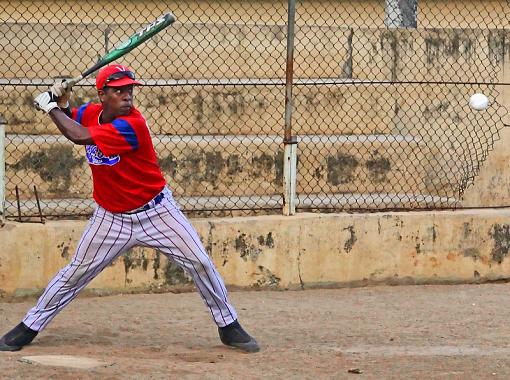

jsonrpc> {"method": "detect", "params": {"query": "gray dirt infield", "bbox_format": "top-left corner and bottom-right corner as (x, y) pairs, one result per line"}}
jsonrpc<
(1, 284), (510, 379)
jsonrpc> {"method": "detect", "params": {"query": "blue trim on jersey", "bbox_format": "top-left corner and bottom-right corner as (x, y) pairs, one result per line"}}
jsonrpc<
(112, 119), (138, 150)
(76, 103), (89, 124)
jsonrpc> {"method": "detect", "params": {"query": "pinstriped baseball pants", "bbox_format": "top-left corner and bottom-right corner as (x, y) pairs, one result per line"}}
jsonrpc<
(23, 189), (238, 331)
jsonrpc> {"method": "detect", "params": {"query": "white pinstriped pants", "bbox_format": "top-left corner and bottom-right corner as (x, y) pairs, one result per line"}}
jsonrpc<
(23, 188), (237, 331)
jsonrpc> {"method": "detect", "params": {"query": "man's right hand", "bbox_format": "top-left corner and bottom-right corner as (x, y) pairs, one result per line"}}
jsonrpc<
(34, 91), (60, 114)
(50, 80), (72, 108)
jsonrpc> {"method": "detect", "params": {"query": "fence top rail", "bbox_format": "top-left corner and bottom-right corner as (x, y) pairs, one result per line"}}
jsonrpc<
(2, 78), (508, 87)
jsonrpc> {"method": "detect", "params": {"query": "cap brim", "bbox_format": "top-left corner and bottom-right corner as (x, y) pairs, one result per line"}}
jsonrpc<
(105, 78), (142, 88)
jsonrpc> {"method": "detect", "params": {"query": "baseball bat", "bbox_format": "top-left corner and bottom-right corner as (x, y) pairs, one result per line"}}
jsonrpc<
(65, 12), (176, 88)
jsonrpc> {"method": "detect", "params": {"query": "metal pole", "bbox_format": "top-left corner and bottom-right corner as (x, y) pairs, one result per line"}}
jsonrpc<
(0, 114), (5, 225)
(283, 0), (298, 216)
(385, 0), (418, 28)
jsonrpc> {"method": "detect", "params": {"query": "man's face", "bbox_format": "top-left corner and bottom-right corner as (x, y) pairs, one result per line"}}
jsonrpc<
(98, 85), (134, 116)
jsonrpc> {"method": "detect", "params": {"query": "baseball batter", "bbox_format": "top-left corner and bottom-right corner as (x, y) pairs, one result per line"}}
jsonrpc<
(0, 64), (259, 353)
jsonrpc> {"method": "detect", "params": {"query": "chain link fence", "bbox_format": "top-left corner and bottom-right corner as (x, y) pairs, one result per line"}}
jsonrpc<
(0, 0), (508, 220)
(292, 1), (509, 211)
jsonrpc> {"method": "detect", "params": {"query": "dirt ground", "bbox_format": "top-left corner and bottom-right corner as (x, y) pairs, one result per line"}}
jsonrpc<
(1, 284), (510, 379)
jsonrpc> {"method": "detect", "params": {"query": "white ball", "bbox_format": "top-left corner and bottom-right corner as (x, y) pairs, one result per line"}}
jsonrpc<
(469, 93), (489, 111)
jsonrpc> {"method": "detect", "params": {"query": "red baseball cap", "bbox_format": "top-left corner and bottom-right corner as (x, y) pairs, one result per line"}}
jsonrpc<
(95, 64), (142, 90)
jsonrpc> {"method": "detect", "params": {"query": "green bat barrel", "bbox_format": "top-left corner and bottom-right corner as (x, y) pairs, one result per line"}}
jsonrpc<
(82, 12), (176, 79)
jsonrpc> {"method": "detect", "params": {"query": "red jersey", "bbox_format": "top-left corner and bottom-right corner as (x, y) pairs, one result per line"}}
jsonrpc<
(72, 103), (166, 213)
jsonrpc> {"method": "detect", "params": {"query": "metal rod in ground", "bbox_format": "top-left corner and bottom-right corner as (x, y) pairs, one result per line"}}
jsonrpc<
(33, 185), (44, 224)
(15, 185), (21, 222)
(284, 0), (295, 143)
(283, 0), (297, 216)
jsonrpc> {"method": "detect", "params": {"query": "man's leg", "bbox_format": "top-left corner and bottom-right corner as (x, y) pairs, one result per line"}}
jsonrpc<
(134, 195), (259, 352)
(0, 207), (135, 351)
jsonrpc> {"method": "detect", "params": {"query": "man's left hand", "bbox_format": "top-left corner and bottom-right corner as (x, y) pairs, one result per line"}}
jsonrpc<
(50, 80), (72, 108)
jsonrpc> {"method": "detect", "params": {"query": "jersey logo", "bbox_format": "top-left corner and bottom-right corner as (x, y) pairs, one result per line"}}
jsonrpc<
(86, 145), (120, 166)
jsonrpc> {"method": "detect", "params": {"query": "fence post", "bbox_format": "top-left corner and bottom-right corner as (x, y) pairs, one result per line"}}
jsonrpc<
(0, 114), (5, 225)
(385, 0), (417, 28)
(503, 37), (510, 128)
(283, 0), (298, 216)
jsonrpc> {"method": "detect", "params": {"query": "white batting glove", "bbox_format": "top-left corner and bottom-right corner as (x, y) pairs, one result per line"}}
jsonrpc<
(50, 80), (72, 108)
(33, 91), (60, 114)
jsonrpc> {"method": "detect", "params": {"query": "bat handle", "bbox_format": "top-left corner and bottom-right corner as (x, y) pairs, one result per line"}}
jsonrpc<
(64, 75), (84, 89)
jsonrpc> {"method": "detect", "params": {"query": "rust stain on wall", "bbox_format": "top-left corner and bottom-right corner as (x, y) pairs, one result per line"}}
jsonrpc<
(174, 150), (226, 190)
(487, 30), (507, 65)
(446, 252), (457, 261)
(423, 101), (453, 123)
(380, 31), (399, 81)
(257, 232), (275, 248)
(123, 249), (151, 285)
(463, 248), (481, 261)
(327, 153), (359, 185)
(57, 239), (72, 259)
(235, 233), (263, 262)
(10, 146), (85, 196)
(158, 149), (283, 190)
(206, 222), (215, 255)
(164, 260), (191, 286)
(463, 222), (472, 238)
(192, 90), (252, 125)
(366, 152), (391, 183)
(489, 224), (510, 264)
(429, 224), (437, 242)
(158, 154), (177, 177)
(192, 92), (205, 124)
(227, 154), (243, 176)
(221, 240), (230, 267)
(153, 250), (161, 280)
(255, 265), (280, 288)
(424, 30), (474, 65)
(343, 225), (357, 253)
(204, 151), (225, 186)
(252, 152), (273, 173)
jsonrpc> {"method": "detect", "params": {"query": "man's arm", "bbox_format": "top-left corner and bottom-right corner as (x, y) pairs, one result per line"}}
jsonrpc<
(34, 90), (94, 146)
(49, 108), (94, 145)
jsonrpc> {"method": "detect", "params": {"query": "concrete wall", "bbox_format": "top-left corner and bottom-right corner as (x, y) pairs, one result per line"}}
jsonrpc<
(1, 1), (510, 300)
(2, 209), (510, 300)
(1, 0), (507, 28)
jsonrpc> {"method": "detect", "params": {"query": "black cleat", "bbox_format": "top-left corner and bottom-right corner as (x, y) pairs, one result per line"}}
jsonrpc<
(218, 320), (260, 353)
(0, 337), (22, 352)
(0, 323), (38, 352)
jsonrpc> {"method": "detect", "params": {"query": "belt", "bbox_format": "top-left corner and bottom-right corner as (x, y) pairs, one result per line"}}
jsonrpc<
(124, 190), (166, 214)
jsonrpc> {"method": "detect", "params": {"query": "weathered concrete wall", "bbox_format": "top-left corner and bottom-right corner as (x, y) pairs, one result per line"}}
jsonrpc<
(0, 25), (506, 83)
(5, 134), (437, 200)
(0, 0), (508, 212)
(2, 27), (507, 205)
(0, 1), (509, 300)
(4, 80), (499, 137)
(0, 0), (507, 28)
(2, 209), (510, 300)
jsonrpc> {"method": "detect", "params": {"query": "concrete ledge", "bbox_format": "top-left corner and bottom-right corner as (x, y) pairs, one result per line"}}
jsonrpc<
(1, 208), (510, 300)
(5, 193), (457, 217)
